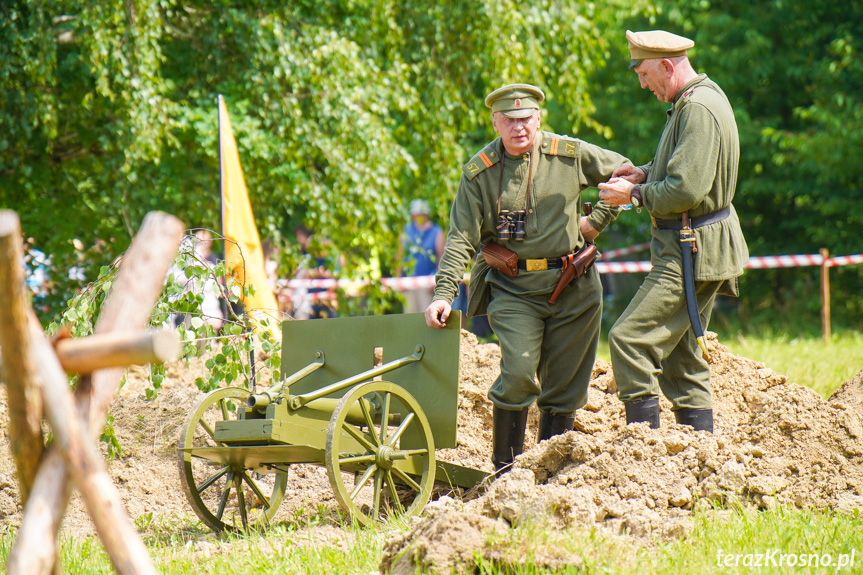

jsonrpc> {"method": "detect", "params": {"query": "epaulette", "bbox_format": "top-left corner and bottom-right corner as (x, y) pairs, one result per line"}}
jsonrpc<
(463, 141), (502, 180)
(540, 133), (579, 158)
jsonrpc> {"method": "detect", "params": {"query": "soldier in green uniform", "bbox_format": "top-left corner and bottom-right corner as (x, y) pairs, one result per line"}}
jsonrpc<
(598, 30), (749, 432)
(425, 83), (631, 471)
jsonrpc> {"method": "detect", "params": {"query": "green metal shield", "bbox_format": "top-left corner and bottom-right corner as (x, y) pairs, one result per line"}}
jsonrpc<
(280, 312), (462, 448)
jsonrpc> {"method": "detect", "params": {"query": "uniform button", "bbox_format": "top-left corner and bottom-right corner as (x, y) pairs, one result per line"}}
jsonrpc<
(542, 142), (547, 147)
(529, 209), (533, 213)
(490, 153), (495, 157)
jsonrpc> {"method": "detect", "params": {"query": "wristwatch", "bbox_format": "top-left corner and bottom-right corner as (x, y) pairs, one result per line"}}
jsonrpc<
(630, 184), (643, 209)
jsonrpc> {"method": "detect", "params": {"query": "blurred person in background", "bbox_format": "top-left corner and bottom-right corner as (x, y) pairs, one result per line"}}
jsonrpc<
(292, 225), (340, 320)
(394, 199), (445, 314)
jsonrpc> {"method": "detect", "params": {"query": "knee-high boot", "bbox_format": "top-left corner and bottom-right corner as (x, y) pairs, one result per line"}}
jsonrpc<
(624, 396), (660, 429)
(537, 411), (575, 442)
(492, 405), (529, 472)
(675, 408), (713, 433)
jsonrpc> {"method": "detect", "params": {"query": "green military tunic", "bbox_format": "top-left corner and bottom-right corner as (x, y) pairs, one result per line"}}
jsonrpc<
(434, 131), (627, 414)
(609, 74), (749, 410)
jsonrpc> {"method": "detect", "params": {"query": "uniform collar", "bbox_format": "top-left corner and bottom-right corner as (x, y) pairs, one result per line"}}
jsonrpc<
(672, 74), (709, 108)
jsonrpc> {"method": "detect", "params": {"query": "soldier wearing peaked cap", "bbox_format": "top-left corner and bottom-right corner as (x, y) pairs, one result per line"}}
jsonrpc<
(425, 83), (633, 472)
(598, 30), (749, 433)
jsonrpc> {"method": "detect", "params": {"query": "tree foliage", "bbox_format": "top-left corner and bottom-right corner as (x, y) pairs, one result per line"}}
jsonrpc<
(2, 0), (861, 328)
(581, 0), (863, 327)
(1, 0), (625, 322)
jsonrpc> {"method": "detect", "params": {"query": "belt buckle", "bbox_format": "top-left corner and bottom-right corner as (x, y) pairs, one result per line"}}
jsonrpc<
(650, 215), (657, 228)
(525, 259), (547, 271)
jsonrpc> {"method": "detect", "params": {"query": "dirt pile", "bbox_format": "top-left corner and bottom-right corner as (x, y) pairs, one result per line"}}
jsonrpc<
(2, 331), (863, 573)
(380, 334), (863, 573)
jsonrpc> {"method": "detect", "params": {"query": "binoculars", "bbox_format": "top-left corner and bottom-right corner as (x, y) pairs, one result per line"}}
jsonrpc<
(496, 210), (527, 241)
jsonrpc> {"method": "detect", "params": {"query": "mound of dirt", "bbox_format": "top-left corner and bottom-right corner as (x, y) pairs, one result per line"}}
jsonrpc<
(380, 335), (863, 573)
(2, 332), (863, 574)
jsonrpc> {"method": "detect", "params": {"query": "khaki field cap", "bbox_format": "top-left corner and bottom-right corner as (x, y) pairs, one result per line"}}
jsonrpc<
(485, 83), (545, 118)
(626, 30), (694, 69)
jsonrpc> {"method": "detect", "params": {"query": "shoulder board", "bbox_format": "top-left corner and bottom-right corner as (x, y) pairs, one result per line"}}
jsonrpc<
(463, 141), (502, 180)
(540, 133), (579, 158)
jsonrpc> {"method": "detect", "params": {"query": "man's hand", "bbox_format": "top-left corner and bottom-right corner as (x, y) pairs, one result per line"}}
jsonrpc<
(598, 177), (636, 207)
(612, 163), (646, 184)
(579, 217), (599, 242)
(425, 299), (451, 328)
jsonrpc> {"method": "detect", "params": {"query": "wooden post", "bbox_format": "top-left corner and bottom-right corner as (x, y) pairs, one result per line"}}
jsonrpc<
(27, 313), (158, 575)
(54, 330), (181, 374)
(0, 211), (44, 502)
(820, 247), (831, 344)
(7, 211), (185, 575)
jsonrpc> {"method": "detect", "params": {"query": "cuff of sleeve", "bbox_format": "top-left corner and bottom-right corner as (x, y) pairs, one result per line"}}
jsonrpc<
(432, 288), (455, 305)
(636, 163), (651, 179)
(586, 213), (610, 234)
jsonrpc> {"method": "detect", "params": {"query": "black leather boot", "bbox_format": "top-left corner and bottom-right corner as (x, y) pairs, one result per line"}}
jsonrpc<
(537, 411), (575, 442)
(491, 406), (529, 472)
(624, 396), (660, 429)
(675, 408), (714, 433)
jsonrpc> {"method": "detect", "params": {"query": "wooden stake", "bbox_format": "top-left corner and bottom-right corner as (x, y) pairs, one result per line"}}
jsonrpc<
(820, 247), (831, 344)
(26, 313), (157, 575)
(8, 211), (185, 575)
(0, 210), (44, 502)
(54, 330), (181, 374)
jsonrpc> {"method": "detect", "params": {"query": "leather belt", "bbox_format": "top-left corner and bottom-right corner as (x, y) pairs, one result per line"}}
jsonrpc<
(653, 206), (731, 230)
(517, 256), (566, 271)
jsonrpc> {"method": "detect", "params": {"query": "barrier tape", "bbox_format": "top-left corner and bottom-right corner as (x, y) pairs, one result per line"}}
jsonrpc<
(276, 253), (863, 298)
(602, 242), (651, 260)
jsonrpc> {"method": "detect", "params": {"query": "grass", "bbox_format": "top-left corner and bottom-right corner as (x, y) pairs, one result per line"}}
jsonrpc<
(719, 330), (863, 398)
(3, 332), (862, 573)
(596, 328), (863, 399)
(3, 505), (861, 574)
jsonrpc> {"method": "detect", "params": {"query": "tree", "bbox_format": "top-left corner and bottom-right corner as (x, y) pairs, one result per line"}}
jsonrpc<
(581, 0), (863, 328)
(1, 0), (624, 322)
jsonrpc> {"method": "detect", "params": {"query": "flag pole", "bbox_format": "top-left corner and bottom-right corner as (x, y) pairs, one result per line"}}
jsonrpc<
(217, 94), (225, 261)
(218, 95), (257, 390)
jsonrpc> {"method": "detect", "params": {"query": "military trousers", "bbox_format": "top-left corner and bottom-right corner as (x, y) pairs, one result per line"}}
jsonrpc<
(608, 262), (722, 410)
(486, 266), (602, 415)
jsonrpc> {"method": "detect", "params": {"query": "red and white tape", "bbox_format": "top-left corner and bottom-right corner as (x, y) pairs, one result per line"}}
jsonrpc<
(601, 242), (651, 260)
(744, 254), (824, 269)
(595, 261), (652, 273)
(826, 254), (863, 268)
(276, 252), (863, 297)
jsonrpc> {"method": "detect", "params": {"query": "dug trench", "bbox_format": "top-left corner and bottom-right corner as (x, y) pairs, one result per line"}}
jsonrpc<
(1, 331), (862, 572)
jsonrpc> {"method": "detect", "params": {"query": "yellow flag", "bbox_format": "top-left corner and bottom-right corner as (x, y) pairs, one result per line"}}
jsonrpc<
(219, 95), (281, 339)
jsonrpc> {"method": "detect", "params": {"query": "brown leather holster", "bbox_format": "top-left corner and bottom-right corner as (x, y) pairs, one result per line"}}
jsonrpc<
(547, 243), (598, 304)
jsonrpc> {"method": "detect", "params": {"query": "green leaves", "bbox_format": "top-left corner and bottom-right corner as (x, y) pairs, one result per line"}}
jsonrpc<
(3, 0), (613, 324)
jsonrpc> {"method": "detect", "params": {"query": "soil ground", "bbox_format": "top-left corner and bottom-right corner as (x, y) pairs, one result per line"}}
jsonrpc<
(2, 331), (862, 573)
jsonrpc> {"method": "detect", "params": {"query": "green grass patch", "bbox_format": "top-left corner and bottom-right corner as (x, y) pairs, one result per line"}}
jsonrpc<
(719, 330), (863, 398)
(474, 505), (863, 574)
(597, 328), (863, 399)
(4, 506), (859, 574)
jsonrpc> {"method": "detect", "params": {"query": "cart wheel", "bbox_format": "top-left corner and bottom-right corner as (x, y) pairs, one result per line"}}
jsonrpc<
(178, 387), (288, 532)
(325, 381), (435, 526)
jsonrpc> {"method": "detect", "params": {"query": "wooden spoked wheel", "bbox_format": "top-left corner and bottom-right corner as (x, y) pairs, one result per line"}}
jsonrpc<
(177, 387), (288, 532)
(325, 381), (435, 526)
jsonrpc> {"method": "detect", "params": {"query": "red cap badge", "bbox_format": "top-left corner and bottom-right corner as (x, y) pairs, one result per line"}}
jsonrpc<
(514, 99), (522, 108)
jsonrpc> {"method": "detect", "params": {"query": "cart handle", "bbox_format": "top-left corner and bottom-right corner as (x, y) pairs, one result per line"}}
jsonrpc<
(287, 345), (425, 410)
(247, 350), (326, 411)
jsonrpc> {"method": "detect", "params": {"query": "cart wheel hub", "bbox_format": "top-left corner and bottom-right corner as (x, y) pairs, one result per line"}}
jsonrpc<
(376, 446), (396, 469)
